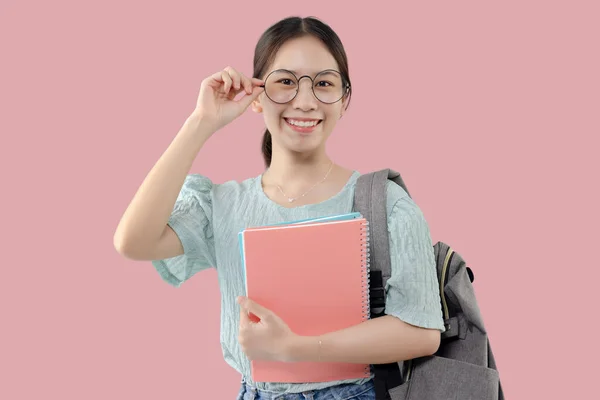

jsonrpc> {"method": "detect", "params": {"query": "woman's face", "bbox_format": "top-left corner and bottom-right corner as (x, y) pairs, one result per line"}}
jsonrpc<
(252, 35), (349, 157)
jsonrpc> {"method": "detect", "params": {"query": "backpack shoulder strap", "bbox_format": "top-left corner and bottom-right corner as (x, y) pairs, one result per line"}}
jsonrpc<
(354, 169), (409, 398)
(354, 168), (411, 318)
(354, 168), (410, 287)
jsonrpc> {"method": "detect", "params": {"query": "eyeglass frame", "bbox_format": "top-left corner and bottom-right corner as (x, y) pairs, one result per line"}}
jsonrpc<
(259, 68), (351, 105)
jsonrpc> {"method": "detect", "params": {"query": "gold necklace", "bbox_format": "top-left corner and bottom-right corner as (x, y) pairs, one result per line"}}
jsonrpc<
(275, 162), (334, 203)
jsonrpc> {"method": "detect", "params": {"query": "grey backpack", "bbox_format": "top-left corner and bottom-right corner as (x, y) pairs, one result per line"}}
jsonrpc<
(353, 169), (505, 400)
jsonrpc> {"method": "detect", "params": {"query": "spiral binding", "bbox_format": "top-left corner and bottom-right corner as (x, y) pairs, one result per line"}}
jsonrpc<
(359, 220), (371, 322)
(361, 220), (371, 377)
(359, 219), (371, 376)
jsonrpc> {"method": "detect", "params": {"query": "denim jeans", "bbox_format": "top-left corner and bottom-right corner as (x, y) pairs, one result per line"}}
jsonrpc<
(236, 379), (376, 400)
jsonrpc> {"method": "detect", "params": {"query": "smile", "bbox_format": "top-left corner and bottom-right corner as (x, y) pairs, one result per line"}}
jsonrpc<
(284, 118), (322, 127)
(283, 118), (323, 134)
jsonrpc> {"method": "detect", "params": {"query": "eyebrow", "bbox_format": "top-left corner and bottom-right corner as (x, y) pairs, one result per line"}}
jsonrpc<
(284, 69), (339, 76)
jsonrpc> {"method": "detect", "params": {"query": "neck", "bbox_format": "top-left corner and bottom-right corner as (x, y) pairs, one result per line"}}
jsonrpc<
(265, 150), (334, 185)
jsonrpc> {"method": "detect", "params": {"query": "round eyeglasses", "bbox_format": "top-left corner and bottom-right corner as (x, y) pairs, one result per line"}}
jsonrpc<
(260, 69), (350, 104)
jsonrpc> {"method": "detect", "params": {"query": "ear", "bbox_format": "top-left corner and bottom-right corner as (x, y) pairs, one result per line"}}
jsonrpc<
(251, 98), (263, 113)
(340, 99), (348, 118)
(341, 87), (351, 117)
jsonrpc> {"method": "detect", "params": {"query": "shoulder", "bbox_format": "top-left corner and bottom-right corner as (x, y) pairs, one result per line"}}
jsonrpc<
(352, 172), (423, 222)
(179, 174), (258, 198)
(173, 174), (259, 226)
(184, 174), (263, 218)
(384, 179), (415, 218)
(172, 175), (214, 213)
(180, 174), (214, 193)
(382, 179), (432, 240)
(210, 174), (258, 203)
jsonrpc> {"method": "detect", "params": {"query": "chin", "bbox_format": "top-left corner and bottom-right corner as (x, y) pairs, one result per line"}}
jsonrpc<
(269, 119), (332, 153)
(278, 134), (326, 156)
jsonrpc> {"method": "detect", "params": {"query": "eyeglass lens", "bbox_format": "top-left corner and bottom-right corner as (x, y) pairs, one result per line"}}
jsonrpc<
(263, 70), (346, 104)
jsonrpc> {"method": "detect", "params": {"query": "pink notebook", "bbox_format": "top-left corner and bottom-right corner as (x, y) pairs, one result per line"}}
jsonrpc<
(239, 217), (371, 383)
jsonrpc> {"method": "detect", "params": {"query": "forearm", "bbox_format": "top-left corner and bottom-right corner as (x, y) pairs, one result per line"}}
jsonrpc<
(288, 315), (440, 365)
(114, 113), (214, 254)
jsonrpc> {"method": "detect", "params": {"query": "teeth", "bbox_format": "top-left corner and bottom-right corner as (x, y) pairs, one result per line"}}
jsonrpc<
(287, 119), (319, 127)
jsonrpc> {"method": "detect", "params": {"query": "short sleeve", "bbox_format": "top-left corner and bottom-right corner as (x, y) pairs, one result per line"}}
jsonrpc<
(384, 185), (445, 332)
(151, 174), (217, 287)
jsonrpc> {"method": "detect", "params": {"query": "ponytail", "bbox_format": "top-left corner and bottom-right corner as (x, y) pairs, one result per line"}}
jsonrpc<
(261, 129), (272, 167)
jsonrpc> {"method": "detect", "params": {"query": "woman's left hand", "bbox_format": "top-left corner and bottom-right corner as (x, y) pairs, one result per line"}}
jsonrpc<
(237, 296), (298, 362)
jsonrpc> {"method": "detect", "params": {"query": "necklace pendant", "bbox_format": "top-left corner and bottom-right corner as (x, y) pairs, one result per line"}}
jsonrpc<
(274, 161), (334, 205)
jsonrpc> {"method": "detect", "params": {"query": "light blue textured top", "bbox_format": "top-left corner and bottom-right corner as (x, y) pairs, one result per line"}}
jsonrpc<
(151, 170), (445, 394)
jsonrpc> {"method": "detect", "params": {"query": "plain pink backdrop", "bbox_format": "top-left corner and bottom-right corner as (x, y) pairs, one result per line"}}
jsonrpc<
(1, 1), (598, 399)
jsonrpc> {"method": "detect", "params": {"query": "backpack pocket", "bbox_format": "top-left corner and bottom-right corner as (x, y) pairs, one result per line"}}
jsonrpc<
(387, 355), (500, 400)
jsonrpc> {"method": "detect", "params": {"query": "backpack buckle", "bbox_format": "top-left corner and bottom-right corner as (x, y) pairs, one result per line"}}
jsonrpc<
(369, 287), (386, 308)
(369, 271), (386, 316)
(441, 316), (460, 341)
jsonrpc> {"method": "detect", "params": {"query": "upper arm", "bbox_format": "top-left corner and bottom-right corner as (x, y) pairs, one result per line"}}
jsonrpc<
(150, 174), (217, 287)
(151, 224), (185, 260)
(383, 183), (445, 332)
(117, 223), (184, 261)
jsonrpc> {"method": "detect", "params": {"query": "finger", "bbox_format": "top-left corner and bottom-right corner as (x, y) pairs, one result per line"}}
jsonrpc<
(239, 306), (250, 328)
(237, 296), (265, 323)
(236, 85), (264, 109)
(225, 67), (242, 91)
(241, 297), (270, 320)
(240, 73), (253, 95)
(251, 77), (265, 87)
(204, 70), (225, 89)
(238, 296), (261, 325)
(226, 85), (246, 101)
(221, 71), (233, 95)
(208, 70), (224, 82)
(206, 69), (257, 89)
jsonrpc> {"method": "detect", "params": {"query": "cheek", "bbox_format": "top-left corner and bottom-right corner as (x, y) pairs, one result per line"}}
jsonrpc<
(262, 103), (284, 119)
(264, 106), (289, 129)
(324, 106), (342, 123)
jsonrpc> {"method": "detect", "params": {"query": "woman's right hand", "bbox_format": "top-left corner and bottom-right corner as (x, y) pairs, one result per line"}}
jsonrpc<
(192, 66), (264, 132)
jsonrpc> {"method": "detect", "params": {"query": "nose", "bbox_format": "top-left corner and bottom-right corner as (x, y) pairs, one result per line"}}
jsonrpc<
(291, 77), (318, 111)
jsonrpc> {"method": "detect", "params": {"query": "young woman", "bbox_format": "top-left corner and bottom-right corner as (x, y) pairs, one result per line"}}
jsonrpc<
(114, 16), (445, 400)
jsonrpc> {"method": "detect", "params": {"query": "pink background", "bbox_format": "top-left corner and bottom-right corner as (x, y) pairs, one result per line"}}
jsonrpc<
(1, 1), (598, 399)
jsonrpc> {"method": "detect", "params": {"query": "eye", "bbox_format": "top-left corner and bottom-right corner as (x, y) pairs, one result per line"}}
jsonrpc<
(278, 79), (295, 86)
(316, 81), (333, 87)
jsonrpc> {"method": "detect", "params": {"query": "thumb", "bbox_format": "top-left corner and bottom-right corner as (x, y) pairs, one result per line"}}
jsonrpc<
(239, 304), (250, 327)
(236, 85), (264, 110)
(238, 296), (269, 320)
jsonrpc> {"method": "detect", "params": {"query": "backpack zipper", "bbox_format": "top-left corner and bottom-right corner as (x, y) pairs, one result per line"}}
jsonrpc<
(440, 248), (454, 325)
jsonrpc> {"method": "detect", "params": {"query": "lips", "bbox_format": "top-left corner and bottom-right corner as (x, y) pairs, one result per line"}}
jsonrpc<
(283, 117), (322, 133)
(284, 118), (322, 128)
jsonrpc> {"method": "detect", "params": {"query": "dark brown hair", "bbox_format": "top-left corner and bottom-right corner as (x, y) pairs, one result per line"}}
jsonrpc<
(252, 16), (352, 167)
